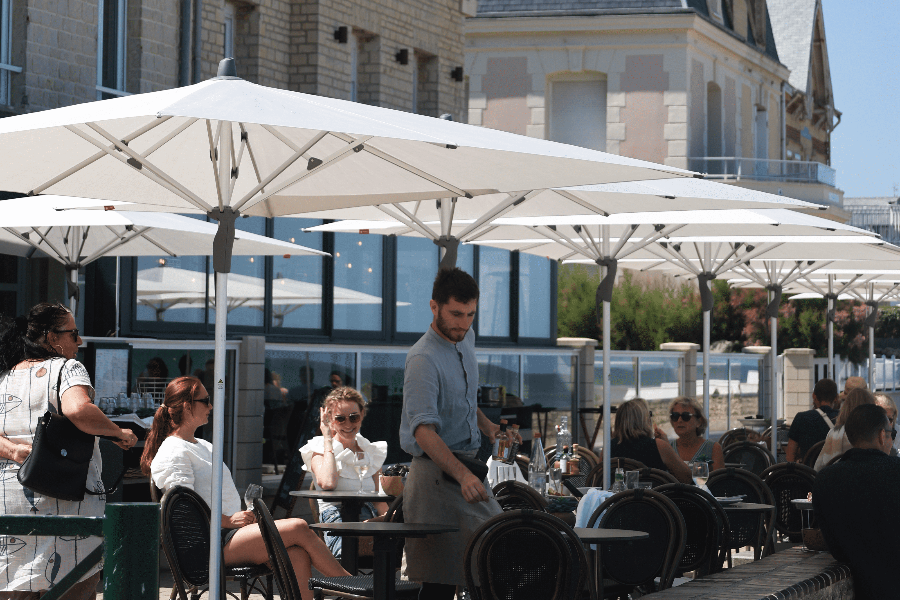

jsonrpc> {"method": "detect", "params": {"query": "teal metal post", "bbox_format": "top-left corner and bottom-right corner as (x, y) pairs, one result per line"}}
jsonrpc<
(102, 503), (160, 600)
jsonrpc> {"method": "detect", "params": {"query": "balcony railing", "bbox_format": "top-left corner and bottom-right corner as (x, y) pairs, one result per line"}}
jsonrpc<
(845, 205), (900, 245)
(689, 157), (837, 187)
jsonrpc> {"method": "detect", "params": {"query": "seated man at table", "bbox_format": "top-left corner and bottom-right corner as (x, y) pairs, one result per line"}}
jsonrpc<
(813, 403), (900, 599)
(785, 378), (839, 462)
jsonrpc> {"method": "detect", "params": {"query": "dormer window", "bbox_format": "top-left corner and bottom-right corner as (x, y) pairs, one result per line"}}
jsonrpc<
(707, 0), (724, 24)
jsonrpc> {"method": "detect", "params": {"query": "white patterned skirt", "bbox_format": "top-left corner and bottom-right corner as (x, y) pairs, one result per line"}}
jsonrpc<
(0, 450), (105, 592)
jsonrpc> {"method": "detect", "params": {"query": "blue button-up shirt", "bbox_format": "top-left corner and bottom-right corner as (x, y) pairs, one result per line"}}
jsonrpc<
(400, 325), (481, 456)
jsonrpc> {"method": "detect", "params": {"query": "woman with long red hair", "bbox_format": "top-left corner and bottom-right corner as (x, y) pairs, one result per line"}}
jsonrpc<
(141, 377), (348, 599)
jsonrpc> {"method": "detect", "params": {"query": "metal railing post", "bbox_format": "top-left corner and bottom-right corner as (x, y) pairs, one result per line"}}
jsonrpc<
(102, 503), (160, 600)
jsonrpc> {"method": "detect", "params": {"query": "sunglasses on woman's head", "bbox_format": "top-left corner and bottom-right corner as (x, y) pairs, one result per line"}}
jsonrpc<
(332, 413), (361, 424)
(670, 411), (695, 422)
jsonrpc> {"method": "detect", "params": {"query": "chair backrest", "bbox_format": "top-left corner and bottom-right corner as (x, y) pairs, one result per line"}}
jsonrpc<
(584, 457), (647, 488)
(464, 509), (589, 600)
(588, 489), (685, 591)
(253, 498), (303, 600)
(760, 462), (817, 538)
(718, 427), (762, 448)
(654, 483), (727, 576)
(802, 440), (826, 467)
(492, 480), (548, 511)
(722, 441), (774, 476)
(159, 486), (213, 595)
(707, 467), (776, 558)
(826, 453), (843, 466)
(638, 467), (678, 487)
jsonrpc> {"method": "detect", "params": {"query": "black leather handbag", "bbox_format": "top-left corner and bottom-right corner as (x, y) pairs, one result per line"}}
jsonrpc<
(17, 359), (120, 502)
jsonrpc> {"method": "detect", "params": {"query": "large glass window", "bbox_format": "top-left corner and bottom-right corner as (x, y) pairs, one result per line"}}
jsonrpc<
(548, 75), (607, 151)
(210, 216), (266, 328)
(518, 253), (551, 338)
(97, 0), (127, 98)
(272, 218), (324, 330)
(478, 353), (520, 398)
(360, 351), (409, 463)
(333, 233), (383, 331)
(477, 246), (510, 338)
(396, 237), (437, 333)
(0, 0), (20, 107)
(523, 354), (575, 409)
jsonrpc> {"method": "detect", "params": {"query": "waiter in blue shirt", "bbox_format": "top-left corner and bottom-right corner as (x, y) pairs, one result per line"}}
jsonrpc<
(400, 267), (511, 600)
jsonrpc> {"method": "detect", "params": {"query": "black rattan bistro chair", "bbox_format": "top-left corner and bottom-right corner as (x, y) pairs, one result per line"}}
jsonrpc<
(718, 427), (763, 448)
(160, 486), (273, 600)
(722, 441), (775, 476)
(707, 467), (776, 563)
(655, 483), (728, 576)
(760, 462), (817, 543)
(588, 488), (685, 598)
(464, 509), (592, 600)
(802, 439), (826, 468)
(493, 480), (549, 511)
(305, 495), (421, 600)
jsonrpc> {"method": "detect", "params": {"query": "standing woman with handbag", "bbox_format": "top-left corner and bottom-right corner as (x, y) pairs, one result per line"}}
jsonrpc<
(0, 303), (137, 600)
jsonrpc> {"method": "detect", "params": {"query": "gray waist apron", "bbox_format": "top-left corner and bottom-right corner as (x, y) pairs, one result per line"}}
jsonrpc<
(402, 451), (502, 586)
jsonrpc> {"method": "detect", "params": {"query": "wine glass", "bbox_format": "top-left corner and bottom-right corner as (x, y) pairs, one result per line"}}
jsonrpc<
(690, 462), (709, 489)
(244, 483), (263, 512)
(355, 451), (369, 495)
(548, 466), (562, 495)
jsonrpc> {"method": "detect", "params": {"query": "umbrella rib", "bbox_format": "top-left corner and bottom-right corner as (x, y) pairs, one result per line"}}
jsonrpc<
(798, 276), (827, 296)
(536, 226), (597, 260)
(457, 190), (539, 242)
(239, 124), (264, 192)
(230, 125), (248, 199)
(233, 130), (330, 213)
(354, 143), (470, 198)
(68, 123), (212, 212)
(637, 259), (670, 272)
(618, 224), (685, 260)
(717, 242), (784, 272)
(74, 226), (90, 264)
(610, 224), (639, 257)
(206, 121), (225, 211)
(235, 135), (368, 212)
(658, 242), (701, 276)
(877, 282), (900, 303)
(28, 226), (69, 263)
(79, 226), (144, 265)
(552, 189), (610, 216)
(710, 244), (743, 274)
(573, 225), (601, 257)
(734, 263), (768, 287)
(30, 116), (175, 195)
(377, 205), (437, 240)
(3, 228), (64, 262)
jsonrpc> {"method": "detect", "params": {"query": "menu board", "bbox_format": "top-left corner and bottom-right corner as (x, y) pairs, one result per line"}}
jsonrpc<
(93, 347), (131, 400)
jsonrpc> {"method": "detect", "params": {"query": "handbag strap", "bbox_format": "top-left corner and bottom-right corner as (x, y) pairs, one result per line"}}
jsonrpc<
(815, 408), (835, 430)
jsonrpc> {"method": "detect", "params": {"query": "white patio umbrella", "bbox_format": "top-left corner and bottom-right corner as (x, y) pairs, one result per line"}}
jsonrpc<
(0, 195), (328, 314)
(311, 207), (881, 481)
(0, 58), (696, 591)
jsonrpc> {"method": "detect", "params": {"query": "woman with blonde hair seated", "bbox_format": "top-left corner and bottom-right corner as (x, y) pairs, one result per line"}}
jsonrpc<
(141, 377), (349, 600)
(814, 387), (876, 471)
(608, 399), (692, 483)
(668, 396), (725, 471)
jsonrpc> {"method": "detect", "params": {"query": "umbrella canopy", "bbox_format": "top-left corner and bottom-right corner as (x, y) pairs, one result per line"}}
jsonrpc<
(0, 60), (698, 592)
(0, 195), (328, 312)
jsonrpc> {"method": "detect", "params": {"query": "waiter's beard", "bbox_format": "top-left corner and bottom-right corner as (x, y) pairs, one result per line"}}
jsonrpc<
(435, 313), (468, 343)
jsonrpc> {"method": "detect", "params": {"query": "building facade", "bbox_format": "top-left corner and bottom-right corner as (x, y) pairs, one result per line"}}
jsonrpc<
(465, 0), (842, 206)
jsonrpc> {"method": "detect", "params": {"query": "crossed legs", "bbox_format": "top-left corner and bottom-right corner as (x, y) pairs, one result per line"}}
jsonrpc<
(223, 517), (350, 600)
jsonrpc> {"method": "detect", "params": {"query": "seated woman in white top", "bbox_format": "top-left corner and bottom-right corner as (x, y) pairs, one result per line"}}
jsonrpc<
(141, 376), (349, 600)
(815, 387), (876, 471)
(301, 386), (388, 558)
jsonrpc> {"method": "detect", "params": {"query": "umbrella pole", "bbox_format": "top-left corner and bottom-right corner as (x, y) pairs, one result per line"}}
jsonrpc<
(869, 283), (876, 387)
(827, 275), (834, 380)
(769, 299), (778, 463)
(209, 270), (228, 600)
(68, 267), (78, 315)
(600, 226), (612, 490)
(703, 308), (710, 424)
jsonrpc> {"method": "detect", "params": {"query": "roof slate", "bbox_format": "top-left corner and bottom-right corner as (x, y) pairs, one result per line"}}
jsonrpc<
(767, 0), (817, 91)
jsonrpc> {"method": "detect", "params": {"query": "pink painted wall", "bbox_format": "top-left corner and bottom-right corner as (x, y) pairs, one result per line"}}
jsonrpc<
(619, 55), (670, 164)
(482, 57), (529, 135)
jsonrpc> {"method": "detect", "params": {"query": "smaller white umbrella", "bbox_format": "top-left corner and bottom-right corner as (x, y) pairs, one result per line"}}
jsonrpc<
(0, 195), (328, 313)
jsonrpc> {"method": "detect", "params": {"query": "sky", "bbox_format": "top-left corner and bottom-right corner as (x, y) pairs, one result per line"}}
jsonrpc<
(821, 0), (900, 199)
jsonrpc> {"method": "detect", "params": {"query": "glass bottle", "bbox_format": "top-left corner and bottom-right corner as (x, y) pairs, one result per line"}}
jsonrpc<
(610, 467), (626, 493)
(556, 416), (572, 461)
(559, 445), (570, 475)
(528, 432), (548, 496)
(493, 420), (510, 462)
(508, 424), (520, 459)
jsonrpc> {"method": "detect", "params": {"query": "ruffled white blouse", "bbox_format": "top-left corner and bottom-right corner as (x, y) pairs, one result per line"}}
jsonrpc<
(151, 436), (243, 516)
(300, 434), (388, 510)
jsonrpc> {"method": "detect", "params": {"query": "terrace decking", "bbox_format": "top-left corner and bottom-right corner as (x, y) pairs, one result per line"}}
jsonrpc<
(649, 547), (853, 600)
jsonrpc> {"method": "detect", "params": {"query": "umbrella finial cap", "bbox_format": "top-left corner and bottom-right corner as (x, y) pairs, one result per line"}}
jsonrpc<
(216, 58), (238, 79)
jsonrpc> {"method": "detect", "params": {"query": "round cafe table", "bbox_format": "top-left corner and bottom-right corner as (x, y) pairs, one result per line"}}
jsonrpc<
(792, 498), (815, 551)
(575, 527), (649, 599)
(310, 521), (457, 600)
(290, 489), (393, 574)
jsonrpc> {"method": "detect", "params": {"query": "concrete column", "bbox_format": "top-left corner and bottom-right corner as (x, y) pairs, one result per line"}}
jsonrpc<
(660, 342), (700, 398)
(783, 348), (815, 421)
(557, 337), (598, 445)
(234, 335), (265, 493)
(742, 346), (771, 418)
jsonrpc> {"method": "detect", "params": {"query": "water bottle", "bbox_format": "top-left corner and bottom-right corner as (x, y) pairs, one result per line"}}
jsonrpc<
(528, 432), (548, 496)
(610, 467), (626, 493)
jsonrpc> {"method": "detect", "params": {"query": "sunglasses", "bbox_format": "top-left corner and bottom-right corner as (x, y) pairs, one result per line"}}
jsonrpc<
(193, 396), (212, 406)
(53, 328), (79, 341)
(887, 428), (898, 440)
(670, 411), (695, 422)
(332, 413), (361, 424)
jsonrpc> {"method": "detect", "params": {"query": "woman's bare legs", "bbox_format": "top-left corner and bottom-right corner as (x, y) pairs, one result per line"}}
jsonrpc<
(223, 517), (350, 597)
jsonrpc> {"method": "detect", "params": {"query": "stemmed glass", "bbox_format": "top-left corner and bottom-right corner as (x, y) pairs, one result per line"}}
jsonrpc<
(355, 451), (369, 495)
(690, 462), (709, 489)
(244, 483), (263, 512)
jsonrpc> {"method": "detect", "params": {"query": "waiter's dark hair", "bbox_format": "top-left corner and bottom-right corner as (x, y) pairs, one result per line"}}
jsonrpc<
(432, 267), (479, 306)
(813, 378), (838, 404)
(0, 302), (71, 372)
